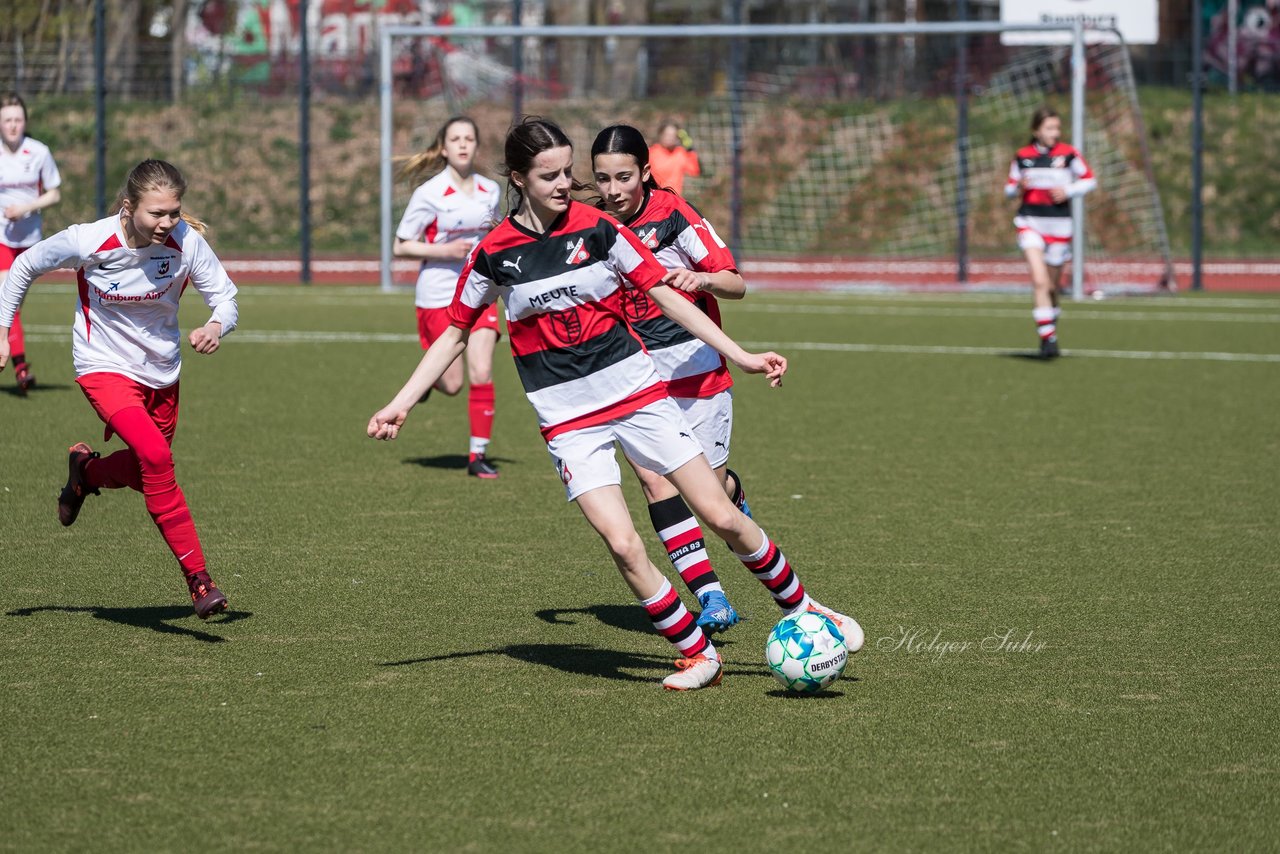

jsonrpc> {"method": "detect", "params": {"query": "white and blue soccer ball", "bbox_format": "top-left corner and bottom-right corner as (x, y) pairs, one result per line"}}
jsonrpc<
(765, 611), (849, 693)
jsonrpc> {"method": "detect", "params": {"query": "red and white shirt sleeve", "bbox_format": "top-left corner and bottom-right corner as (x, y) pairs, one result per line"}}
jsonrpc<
(0, 215), (237, 388)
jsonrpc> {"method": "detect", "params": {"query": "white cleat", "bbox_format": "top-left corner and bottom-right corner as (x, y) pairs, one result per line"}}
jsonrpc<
(807, 601), (865, 653)
(662, 653), (723, 691)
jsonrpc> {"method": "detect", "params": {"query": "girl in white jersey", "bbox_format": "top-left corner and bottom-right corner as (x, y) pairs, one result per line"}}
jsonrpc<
(369, 118), (862, 691)
(0, 159), (239, 620)
(394, 116), (503, 478)
(0, 93), (63, 395)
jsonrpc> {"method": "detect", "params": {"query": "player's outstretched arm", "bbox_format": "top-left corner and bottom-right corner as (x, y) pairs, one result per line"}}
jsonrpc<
(367, 324), (470, 439)
(648, 283), (786, 387)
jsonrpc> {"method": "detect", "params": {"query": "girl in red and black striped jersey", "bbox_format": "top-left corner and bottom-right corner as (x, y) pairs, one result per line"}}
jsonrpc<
(369, 118), (858, 690)
(1005, 106), (1097, 358)
(591, 123), (855, 643)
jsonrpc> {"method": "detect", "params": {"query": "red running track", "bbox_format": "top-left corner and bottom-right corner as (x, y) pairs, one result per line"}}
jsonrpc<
(35, 256), (1280, 292)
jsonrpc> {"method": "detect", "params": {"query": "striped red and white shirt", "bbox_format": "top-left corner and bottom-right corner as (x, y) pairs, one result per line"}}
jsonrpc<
(0, 135), (62, 249)
(0, 214), (238, 388)
(395, 171), (501, 309)
(1005, 141), (1096, 242)
(447, 201), (667, 440)
(618, 188), (736, 400)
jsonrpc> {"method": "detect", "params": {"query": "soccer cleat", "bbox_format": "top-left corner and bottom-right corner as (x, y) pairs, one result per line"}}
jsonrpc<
(1040, 337), (1061, 360)
(662, 653), (723, 691)
(187, 572), (229, 620)
(696, 590), (740, 634)
(467, 453), (499, 479)
(58, 443), (100, 527)
(14, 363), (35, 396)
(806, 601), (865, 654)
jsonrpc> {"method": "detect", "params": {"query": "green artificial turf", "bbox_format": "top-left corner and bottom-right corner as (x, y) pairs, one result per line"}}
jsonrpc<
(1, 286), (1277, 851)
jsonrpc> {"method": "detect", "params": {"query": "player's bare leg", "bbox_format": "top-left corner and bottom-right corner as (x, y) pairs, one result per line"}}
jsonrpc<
(575, 484), (721, 689)
(1025, 247), (1060, 359)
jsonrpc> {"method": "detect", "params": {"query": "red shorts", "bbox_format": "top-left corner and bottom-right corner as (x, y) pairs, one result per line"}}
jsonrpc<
(77, 372), (180, 444)
(416, 305), (500, 350)
(0, 243), (25, 271)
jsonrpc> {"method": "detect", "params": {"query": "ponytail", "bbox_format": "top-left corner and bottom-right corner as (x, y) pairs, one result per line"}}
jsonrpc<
(396, 116), (479, 186)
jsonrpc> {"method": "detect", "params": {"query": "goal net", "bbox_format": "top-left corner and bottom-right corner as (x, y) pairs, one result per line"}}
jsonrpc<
(381, 24), (1174, 295)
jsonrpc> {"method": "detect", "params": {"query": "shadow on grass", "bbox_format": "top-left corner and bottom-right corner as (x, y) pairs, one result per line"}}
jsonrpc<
(1, 382), (75, 398)
(1001, 352), (1054, 362)
(534, 604), (654, 635)
(6, 604), (252, 643)
(381, 643), (769, 683)
(381, 643), (666, 682)
(765, 687), (852, 700)
(402, 454), (516, 471)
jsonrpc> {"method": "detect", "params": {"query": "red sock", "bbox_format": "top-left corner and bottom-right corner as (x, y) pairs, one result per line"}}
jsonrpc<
(8, 310), (25, 358)
(468, 382), (495, 451)
(105, 407), (207, 577)
(84, 449), (144, 491)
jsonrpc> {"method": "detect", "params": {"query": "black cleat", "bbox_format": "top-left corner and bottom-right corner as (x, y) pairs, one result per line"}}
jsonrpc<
(467, 453), (499, 479)
(14, 363), (35, 395)
(1040, 337), (1061, 360)
(58, 443), (100, 527)
(187, 572), (229, 619)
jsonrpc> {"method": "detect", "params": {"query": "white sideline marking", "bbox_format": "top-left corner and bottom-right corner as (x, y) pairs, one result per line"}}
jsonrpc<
(22, 327), (1279, 362)
(738, 303), (1280, 323)
(739, 340), (1280, 363)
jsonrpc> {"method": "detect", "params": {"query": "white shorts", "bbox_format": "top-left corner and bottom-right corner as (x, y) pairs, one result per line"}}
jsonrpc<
(673, 390), (734, 469)
(1017, 229), (1072, 267)
(547, 397), (704, 502)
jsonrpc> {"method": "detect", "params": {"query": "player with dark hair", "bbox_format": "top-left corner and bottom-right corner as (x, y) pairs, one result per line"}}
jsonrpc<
(1005, 106), (1097, 358)
(0, 159), (238, 618)
(369, 118), (861, 690)
(0, 92), (63, 395)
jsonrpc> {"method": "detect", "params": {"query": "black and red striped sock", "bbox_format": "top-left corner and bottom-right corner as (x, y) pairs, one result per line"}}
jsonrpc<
(648, 495), (721, 601)
(735, 531), (807, 612)
(640, 579), (713, 659)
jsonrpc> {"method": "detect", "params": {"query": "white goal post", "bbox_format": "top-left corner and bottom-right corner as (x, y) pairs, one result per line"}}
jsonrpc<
(378, 20), (1145, 299)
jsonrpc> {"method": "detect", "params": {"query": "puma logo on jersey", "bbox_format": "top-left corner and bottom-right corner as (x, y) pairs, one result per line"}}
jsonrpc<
(502, 256), (523, 275)
(565, 237), (589, 265)
(638, 227), (660, 249)
(714, 441), (727, 449)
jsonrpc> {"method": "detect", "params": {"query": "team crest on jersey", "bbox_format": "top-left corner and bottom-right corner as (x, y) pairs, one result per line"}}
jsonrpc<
(548, 307), (583, 345)
(565, 237), (590, 265)
(622, 287), (651, 321)
(637, 227), (660, 249)
(155, 258), (171, 278)
(1021, 158), (1034, 167)
(1051, 155), (1066, 168)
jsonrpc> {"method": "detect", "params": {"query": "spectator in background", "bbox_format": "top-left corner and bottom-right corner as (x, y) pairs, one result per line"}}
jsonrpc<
(648, 121), (700, 195)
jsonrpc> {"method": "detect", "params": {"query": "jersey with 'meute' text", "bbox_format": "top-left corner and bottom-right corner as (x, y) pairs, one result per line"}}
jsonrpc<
(619, 188), (736, 399)
(447, 201), (667, 440)
(1005, 142), (1096, 241)
(0, 214), (238, 388)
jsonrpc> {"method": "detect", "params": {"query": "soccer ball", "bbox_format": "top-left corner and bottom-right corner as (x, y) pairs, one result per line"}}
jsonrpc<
(765, 611), (849, 693)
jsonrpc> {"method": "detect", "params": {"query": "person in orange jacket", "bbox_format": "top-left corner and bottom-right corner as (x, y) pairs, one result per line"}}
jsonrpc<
(648, 121), (701, 195)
